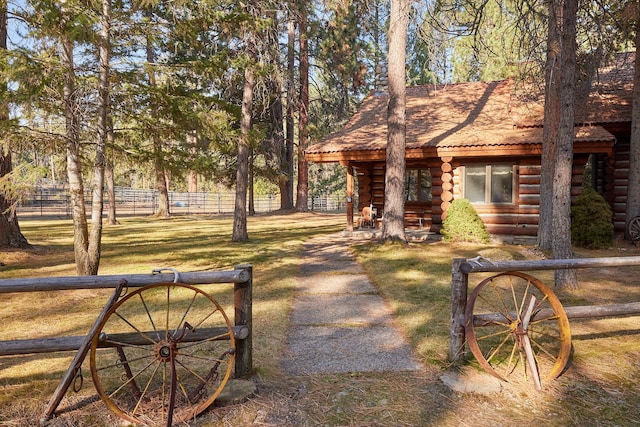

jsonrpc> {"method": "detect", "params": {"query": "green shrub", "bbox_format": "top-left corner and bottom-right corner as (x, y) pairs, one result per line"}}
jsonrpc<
(571, 187), (614, 248)
(440, 198), (490, 243)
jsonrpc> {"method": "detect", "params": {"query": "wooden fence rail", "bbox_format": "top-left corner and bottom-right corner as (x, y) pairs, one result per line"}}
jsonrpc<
(450, 256), (640, 364)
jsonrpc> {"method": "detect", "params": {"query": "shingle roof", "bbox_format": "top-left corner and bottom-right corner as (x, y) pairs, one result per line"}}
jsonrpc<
(306, 53), (632, 160)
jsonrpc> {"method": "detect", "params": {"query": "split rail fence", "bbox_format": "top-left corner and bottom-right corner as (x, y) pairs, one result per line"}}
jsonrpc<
(450, 255), (640, 363)
(0, 266), (252, 423)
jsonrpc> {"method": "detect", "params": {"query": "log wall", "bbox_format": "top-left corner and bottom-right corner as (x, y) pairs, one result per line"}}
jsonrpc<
(612, 141), (630, 232)
(354, 152), (608, 236)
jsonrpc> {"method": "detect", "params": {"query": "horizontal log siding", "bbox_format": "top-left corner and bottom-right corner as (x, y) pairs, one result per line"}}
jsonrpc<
(430, 165), (443, 229)
(356, 167), (372, 212)
(612, 141), (630, 232)
(372, 163), (385, 208)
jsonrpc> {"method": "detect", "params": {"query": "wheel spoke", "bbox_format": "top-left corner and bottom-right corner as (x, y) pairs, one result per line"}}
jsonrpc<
(478, 285), (514, 322)
(113, 311), (158, 345)
(179, 331), (232, 350)
(132, 361), (162, 417)
(95, 350), (154, 373)
(511, 276), (526, 321)
(485, 331), (514, 365)
(172, 292), (198, 338)
(490, 279), (517, 322)
(108, 358), (157, 400)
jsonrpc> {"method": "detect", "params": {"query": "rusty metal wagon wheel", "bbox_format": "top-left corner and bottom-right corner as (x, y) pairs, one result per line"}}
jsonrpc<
(89, 283), (235, 425)
(627, 216), (640, 243)
(464, 272), (571, 388)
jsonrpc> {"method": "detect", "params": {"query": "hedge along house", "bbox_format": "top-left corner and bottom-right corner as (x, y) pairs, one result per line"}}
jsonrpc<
(304, 53), (635, 237)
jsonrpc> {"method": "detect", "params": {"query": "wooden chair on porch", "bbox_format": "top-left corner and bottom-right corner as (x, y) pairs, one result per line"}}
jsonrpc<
(358, 205), (376, 228)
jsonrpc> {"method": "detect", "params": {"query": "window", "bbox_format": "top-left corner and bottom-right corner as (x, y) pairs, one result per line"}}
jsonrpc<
(463, 165), (514, 204)
(405, 169), (432, 202)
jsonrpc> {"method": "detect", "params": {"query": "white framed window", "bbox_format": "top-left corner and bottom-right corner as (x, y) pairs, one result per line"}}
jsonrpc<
(463, 164), (514, 204)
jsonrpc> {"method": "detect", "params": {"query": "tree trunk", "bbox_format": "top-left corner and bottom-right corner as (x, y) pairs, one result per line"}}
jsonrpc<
(538, 0), (562, 252)
(284, 18), (296, 210)
(0, 153), (29, 248)
(188, 132), (198, 192)
(249, 149), (255, 216)
(0, 2), (29, 249)
(626, 24), (640, 238)
(266, 12), (290, 211)
(553, 0), (578, 290)
(295, 11), (309, 212)
(145, 8), (169, 218)
(382, 0), (408, 243)
(105, 115), (118, 225)
(272, 74), (290, 210)
(232, 67), (254, 242)
(87, 0), (112, 275)
(61, 12), (90, 275)
(105, 151), (118, 225)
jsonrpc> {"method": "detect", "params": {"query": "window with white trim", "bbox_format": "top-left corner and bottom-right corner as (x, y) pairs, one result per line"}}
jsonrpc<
(463, 165), (514, 204)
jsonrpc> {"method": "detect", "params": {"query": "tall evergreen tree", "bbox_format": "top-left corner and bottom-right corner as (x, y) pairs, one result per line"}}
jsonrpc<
(625, 2), (640, 239)
(0, 0), (29, 249)
(538, 0), (562, 251)
(86, 0), (112, 273)
(552, 0), (578, 290)
(382, 0), (409, 243)
(295, 5), (309, 212)
(59, 1), (92, 274)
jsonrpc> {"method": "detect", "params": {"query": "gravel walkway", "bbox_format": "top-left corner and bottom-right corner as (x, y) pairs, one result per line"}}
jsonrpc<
(281, 233), (423, 375)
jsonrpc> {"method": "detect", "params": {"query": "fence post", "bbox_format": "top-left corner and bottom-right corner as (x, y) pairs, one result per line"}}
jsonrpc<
(234, 265), (253, 378)
(450, 258), (468, 364)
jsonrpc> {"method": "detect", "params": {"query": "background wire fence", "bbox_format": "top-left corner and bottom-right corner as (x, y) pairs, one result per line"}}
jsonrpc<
(17, 187), (347, 218)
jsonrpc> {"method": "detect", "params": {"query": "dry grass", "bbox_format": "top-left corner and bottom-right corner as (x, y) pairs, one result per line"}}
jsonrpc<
(1, 214), (640, 426)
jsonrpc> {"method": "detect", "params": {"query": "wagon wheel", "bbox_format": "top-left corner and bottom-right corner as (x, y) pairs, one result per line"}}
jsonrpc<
(627, 216), (640, 243)
(464, 272), (571, 387)
(90, 283), (235, 425)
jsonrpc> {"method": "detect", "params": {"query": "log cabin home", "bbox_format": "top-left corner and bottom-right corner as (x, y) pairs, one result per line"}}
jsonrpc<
(304, 53), (635, 238)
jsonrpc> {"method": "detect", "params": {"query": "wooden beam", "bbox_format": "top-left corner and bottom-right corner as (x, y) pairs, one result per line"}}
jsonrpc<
(460, 256), (640, 274)
(0, 326), (249, 356)
(0, 270), (250, 294)
(473, 301), (640, 325)
(346, 165), (354, 232)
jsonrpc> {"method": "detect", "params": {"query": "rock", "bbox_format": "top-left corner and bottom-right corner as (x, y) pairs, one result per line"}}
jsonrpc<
(215, 379), (257, 405)
(440, 367), (502, 395)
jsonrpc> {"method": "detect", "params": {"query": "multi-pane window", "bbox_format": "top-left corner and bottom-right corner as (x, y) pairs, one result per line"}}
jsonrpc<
(463, 165), (514, 204)
(405, 169), (432, 202)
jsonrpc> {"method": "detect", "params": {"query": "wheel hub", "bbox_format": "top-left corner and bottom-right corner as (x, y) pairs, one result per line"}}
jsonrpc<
(155, 341), (176, 362)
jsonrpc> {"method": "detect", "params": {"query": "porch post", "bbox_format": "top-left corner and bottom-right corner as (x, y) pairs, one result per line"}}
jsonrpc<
(346, 164), (354, 232)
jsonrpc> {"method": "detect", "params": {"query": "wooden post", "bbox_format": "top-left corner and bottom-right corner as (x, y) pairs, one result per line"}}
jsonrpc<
(234, 265), (252, 378)
(346, 164), (354, 232)
(450, 258), (468, 364)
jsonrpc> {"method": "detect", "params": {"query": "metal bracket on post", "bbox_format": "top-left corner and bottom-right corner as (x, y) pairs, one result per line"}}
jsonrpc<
(152, 267), (181, 283)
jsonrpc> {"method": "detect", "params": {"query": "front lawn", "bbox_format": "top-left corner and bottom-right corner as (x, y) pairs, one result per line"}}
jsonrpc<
(1, 213), (639, 426)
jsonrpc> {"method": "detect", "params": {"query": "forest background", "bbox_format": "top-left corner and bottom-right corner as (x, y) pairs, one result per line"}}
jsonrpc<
(0, 0), (638, 275)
